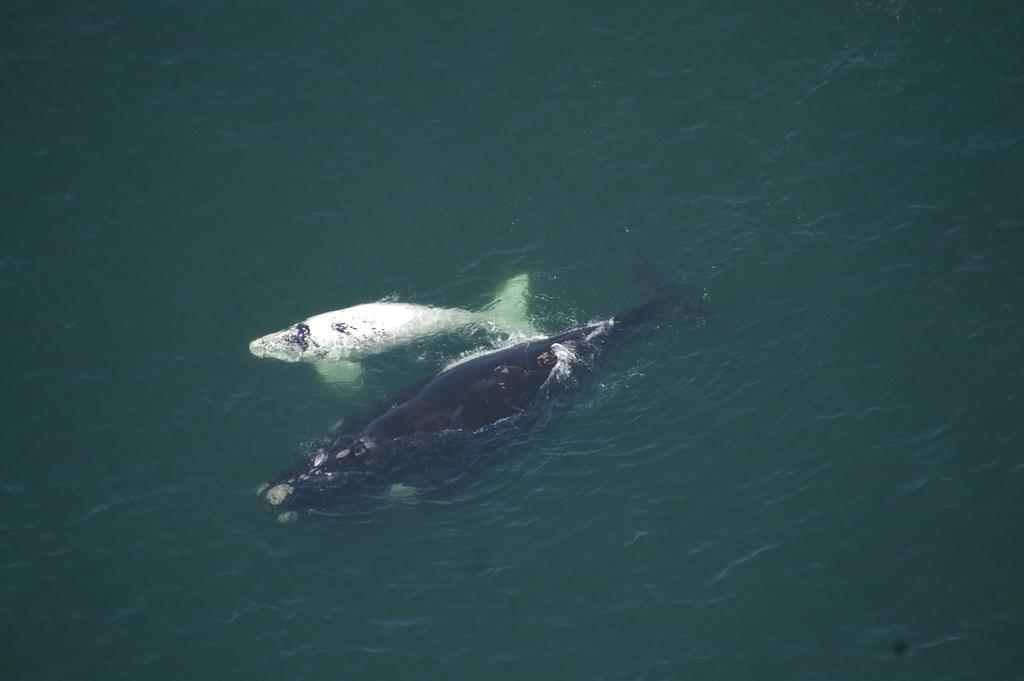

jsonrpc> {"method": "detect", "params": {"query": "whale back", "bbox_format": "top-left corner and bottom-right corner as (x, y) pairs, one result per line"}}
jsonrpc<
(261, 320), (613, 515)
(248, 274), (536, 373)
(248, 302), (476, 362)
(303, 303), (475, 360)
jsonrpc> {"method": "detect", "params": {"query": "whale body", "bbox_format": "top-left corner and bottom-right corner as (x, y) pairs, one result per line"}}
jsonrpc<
(261, 293), (685, 519)
(249, 274), (535, 384)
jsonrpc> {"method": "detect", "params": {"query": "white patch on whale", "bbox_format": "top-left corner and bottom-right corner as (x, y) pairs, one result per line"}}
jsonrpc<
(265, 483), (293, 506)
(248, 274), (536, 384)
(548, 342), (579, 384)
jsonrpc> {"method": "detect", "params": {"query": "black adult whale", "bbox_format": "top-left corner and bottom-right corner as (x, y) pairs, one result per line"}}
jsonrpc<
(261, 293), (698, 518)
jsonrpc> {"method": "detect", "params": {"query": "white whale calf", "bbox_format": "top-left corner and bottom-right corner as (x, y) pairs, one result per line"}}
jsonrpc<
(249, 274), (535, 384)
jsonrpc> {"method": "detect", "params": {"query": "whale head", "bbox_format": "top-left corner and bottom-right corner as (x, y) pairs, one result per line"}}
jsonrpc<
(249, 322), (317, 362)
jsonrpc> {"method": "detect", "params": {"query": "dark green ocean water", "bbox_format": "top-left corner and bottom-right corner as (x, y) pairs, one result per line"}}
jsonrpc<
(3, 2), (1023, 679)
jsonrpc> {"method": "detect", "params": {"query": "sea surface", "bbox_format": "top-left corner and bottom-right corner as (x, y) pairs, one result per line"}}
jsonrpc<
(2, 2), (1022, 679)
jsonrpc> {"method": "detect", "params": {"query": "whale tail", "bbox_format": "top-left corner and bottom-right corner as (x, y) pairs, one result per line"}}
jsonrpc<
(479, 273), (538, 337)
(612, 259), (709, 330)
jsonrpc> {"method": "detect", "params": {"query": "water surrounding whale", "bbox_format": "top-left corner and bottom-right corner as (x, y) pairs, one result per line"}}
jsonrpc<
(248, 274), (536, 384)
(261, 293), (693, 520)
